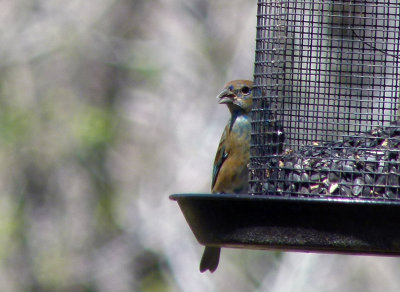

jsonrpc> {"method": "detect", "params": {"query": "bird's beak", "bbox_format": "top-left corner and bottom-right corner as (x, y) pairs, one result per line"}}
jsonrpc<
(216, 89), (235, 104)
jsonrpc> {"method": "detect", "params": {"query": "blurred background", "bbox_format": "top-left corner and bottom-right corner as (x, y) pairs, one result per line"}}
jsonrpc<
(1, 0), (400, 291)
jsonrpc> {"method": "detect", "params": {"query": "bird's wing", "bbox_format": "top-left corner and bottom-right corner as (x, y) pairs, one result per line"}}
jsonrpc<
(211, 125), (228, 190)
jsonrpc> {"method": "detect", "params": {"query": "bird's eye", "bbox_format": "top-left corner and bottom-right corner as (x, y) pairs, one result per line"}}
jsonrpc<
(241, 86), (250, 94)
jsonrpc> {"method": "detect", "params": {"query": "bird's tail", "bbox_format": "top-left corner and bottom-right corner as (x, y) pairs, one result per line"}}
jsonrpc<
(200, 247), (220, 273)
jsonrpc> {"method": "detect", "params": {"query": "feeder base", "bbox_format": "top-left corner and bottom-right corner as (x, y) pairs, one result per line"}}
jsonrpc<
(170, 193), (400, 255)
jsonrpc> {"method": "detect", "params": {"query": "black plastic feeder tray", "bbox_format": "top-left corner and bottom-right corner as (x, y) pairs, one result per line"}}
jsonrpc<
(170, 193), (400, 256)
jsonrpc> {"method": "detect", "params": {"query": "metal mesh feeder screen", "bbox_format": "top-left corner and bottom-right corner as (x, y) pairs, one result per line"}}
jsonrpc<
(250, 1), (400, 199)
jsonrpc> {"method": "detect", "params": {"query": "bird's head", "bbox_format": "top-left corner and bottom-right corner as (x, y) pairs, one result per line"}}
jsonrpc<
(217, 80), (253, 114)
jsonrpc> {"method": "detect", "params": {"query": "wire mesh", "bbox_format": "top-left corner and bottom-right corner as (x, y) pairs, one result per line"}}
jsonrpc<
(250, 1), (400, 199)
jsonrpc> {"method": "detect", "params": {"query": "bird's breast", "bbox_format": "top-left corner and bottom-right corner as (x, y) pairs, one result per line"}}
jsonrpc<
(227, 115), (251, 149)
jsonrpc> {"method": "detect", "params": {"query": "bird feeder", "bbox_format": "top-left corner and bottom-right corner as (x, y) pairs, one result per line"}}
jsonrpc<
(171, 0), (400, 260)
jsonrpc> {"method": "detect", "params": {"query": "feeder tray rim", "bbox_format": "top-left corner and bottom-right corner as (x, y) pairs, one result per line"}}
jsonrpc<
(170, 193), (400, 206)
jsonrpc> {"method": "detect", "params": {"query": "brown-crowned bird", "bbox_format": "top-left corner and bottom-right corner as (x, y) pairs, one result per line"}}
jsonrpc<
(200, 80), (253, 273)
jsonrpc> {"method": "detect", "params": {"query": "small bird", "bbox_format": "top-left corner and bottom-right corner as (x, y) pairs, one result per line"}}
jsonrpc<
(200, 80), (253, 273)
